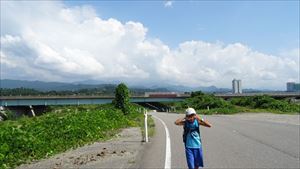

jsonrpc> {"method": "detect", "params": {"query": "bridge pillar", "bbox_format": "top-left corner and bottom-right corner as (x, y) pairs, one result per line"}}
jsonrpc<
(29, 105), (36, 117)
(0, 106), (6, 121)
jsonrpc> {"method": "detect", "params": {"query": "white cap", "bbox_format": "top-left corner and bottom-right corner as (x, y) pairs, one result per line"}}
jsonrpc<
(185, 108), (196, 116)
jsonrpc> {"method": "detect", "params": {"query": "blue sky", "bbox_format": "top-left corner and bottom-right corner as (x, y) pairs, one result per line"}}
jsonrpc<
(65, 0), (300, 55)
(1, 1), (299, 89)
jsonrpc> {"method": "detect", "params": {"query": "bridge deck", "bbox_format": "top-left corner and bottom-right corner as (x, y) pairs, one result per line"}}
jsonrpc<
(1, 92), (299, 106)
(0, 96), (188, 106)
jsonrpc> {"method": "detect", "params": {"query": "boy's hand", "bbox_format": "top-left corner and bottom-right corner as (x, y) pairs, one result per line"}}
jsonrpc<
(195, 114), (201, 121)
(196, 115), (212, 128)
(174, 117), (185, 126)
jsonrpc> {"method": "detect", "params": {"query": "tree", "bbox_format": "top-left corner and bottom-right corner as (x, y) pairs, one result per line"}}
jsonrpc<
(113, 83), (130, 115)
(191, 91), (204, 97)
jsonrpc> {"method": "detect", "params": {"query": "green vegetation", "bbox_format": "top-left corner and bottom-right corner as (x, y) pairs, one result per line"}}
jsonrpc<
(0, 86), (168, 96)
(166, 91), (237, 114)
(186, 91), (233, 110)
(164, 91), (299, 114)
(0, 103), (146, 169)
(0, 87), (116, 96)
(113, 83), (130, 115)
(140, 115), (155, 138)
(230, 95), (299, 113)
(147, 115), (155, 137)
(0, 109), (20, 121)
(0, 88), (42, 96)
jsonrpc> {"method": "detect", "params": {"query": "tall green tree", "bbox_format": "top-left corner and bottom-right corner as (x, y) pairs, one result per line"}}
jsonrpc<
(113, 83), (130, 115)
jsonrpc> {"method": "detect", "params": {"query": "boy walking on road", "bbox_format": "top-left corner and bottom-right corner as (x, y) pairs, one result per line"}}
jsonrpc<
(175, 108), (212, 169)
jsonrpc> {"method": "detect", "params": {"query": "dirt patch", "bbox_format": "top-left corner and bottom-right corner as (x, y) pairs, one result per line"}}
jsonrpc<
(17, 127), (144, 169)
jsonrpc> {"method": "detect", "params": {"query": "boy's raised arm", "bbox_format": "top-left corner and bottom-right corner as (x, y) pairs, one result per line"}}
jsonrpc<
(174, 117), (185, 125)
(196, 115), (212, 128)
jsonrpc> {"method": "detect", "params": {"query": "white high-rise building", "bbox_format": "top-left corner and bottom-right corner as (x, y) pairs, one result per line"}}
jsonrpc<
(232, 79), (242, 94)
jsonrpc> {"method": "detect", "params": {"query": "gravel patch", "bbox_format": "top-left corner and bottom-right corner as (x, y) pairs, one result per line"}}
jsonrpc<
(17, 127), (144, 169)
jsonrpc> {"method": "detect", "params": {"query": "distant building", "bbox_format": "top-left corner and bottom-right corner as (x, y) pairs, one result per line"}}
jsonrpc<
(286, 82), (300, 92)
(232, 79), (242, 94)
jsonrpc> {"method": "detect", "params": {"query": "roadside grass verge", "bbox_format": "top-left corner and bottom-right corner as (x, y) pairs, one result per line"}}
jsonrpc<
(0, 103), (145, 169)
(131, 107), (155, 139)
(139, 115), (155, 139)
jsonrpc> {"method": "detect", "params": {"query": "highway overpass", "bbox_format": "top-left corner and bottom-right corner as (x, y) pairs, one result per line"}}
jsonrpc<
(1, 92), (299, 106)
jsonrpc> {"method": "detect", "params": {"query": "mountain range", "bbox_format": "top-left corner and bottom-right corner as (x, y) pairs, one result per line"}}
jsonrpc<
(0, 79), (269, 93)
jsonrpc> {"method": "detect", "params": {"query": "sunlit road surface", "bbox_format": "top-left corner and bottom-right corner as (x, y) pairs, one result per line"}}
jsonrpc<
(139, 112), (300, 169)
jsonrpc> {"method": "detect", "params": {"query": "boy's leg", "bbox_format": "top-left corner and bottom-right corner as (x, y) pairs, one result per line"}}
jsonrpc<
(194, 147), (204, 168)
(185, 147), (195, 169)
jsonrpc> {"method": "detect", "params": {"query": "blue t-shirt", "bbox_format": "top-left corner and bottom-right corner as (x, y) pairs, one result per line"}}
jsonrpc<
(185, 119), (201, 148)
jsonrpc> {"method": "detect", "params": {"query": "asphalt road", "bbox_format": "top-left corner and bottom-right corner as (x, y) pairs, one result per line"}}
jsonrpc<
(139, 112), (300, 169)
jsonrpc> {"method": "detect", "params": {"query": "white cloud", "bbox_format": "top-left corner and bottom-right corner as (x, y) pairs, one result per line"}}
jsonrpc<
(164, 1), (173, 8)
(0, 1), (298, 90)
(158, 41), (299, 89)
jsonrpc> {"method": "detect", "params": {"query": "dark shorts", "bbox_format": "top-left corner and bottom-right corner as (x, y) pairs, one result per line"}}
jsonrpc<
(185, 147), (204, 169)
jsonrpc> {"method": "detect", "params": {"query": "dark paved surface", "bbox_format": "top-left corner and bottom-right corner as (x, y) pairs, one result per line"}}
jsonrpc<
(139, 112), (300, 168)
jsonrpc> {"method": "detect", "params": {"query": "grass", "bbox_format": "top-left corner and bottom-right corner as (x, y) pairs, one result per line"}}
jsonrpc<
(134, 109), (155, 140)
(0, 103), (146, 169)
(143, 115), (155, 138)
(232, 105), (300, 115)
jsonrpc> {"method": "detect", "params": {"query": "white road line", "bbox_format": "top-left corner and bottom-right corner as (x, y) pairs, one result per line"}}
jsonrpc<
(152, 115), (171, 169)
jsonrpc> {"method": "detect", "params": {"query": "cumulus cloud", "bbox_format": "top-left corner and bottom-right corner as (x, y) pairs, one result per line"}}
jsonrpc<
(0, 1), (298, 89)
(158, 41), (299, 89)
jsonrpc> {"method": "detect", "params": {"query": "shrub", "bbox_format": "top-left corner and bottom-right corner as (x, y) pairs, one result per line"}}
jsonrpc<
(230, 95), (299, 113)
(181, 91), (233, 110)
(113, 83), (130, 115)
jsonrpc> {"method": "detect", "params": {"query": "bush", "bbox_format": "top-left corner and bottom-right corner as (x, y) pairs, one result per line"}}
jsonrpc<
(230, 95), (299, 113)
(181, 91), (233, 110)
(113, 83), (130, 115)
